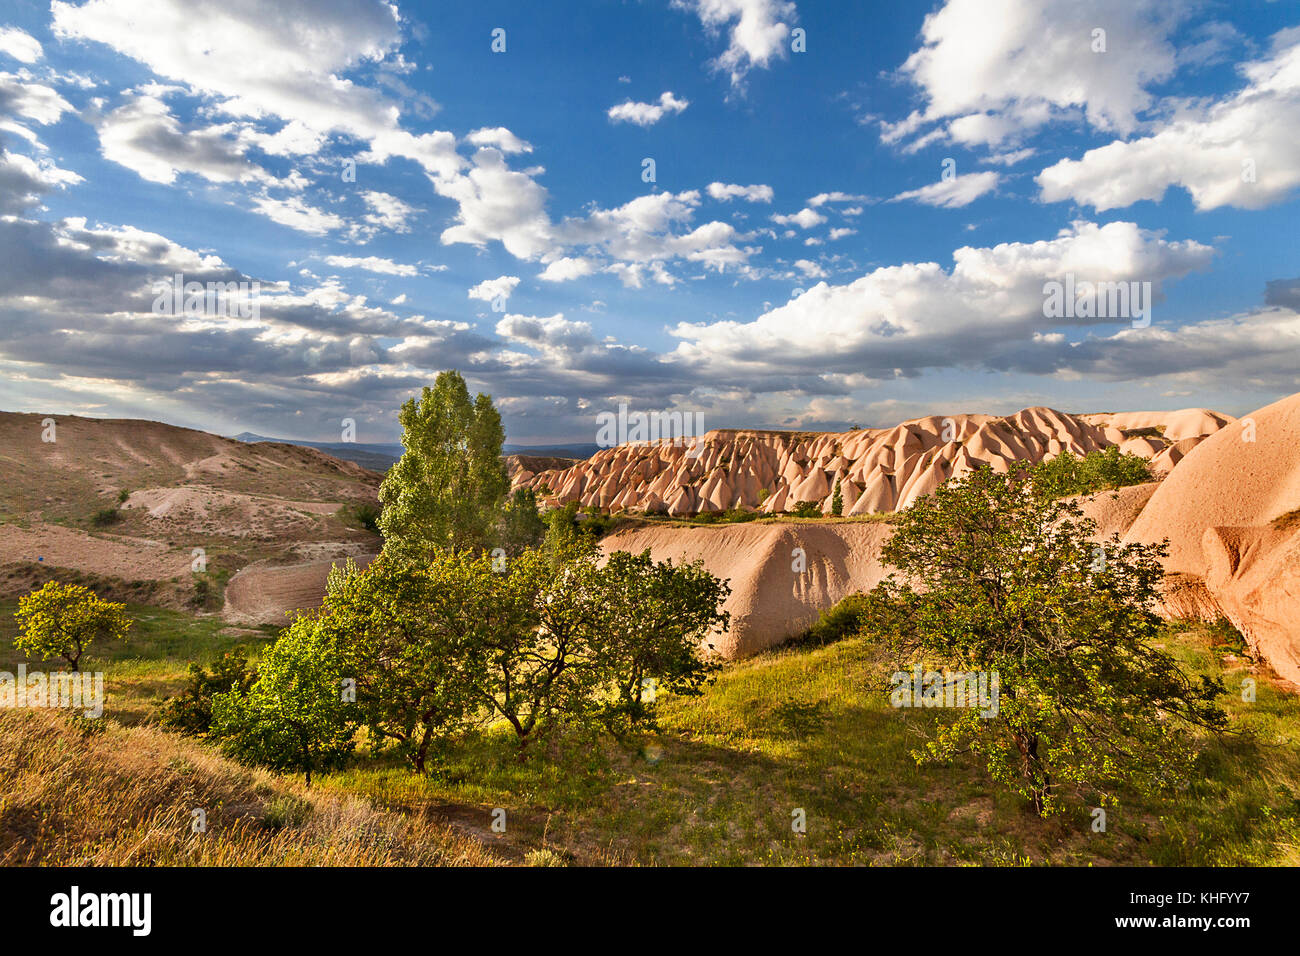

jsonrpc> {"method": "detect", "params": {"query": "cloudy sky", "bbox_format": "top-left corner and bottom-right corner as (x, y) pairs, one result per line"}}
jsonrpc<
(1, 0), (1298, 444)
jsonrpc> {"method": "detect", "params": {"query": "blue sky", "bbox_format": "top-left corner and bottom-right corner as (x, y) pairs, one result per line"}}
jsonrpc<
(0, 0), (1297, 444)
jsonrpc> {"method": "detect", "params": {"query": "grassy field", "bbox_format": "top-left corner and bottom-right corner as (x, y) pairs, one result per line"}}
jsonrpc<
(1, 599), (1298, 865)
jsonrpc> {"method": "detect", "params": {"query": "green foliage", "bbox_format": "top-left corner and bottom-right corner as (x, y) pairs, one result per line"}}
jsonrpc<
(377, 370), (509, 557)
(214, 541), (728, 777)
(346, 502), (381, 534)
(543, 501), (615, 550)
(499, 487), (547, 556)
(790, 500), (821, 518)
(158, 649), (257, 736)
(862, 465), (1227, 816)
(116, 489), (129, 504)
(831, 480), (843, 517)
(13, 581), (132, 671)
(212, 616), (356, 785)
(798, 592), (870, 646)
(91, 507), (121, 527)
(1030, 446), (1152, 502)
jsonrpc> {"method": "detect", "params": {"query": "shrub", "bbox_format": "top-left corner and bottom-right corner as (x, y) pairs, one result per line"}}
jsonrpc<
(91, 508), (121, 527)
(158, 649), (257, 736)
(347, 503), (381, 534)
(798, 592), (870, 646)
(1030, 446), (1152, 501)
(790, 500), (821, 518)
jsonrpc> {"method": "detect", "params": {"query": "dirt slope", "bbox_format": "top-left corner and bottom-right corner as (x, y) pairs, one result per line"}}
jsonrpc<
(0, 412), (381, 612)
(1125, 392), (1300, 685)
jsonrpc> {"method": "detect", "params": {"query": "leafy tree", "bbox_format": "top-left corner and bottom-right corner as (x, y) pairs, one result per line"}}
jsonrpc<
(1031, 446), (1152, 502)
(499, 487), (547, 556)
(158, 649), (256, 736)
(863, 465), (1226, 816)
(594, 549), (727, 730)
(308, 556), (493, 773)
(212, 616), (356, 785)
(378, 370), (509, 556)
(831, 479), (843, 517)
(14, 582), (131, 671)
(791, 500), (821, 518)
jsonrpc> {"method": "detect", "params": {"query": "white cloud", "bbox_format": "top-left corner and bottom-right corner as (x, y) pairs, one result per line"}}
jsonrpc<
(323, 255), (418, 276)
(466, 126), (533, 154)
(793, 259), (826, 278)
(95, 92), (271, 184)
(250, 195), (345, 236)
(607, 90), (689, 126)
(468, 275), (521, 304)
(883, 0), (1187, 149)
(361, 190), (416, 233)
(0, 149), (82, 212)
(675, 0), (798, 88)
(808, 191), (869, 206)
(0, 72), (73, 125)
(890, 171), (999, 208)
(667, 221), (1215, 378)
(771, 207), (826, 229)
(1037, 28), (1300, 212)
(828, 227), (857, 241)
(707, 181), (774, 202)
(0, 27), (43, 63)
(538, 257), (596, 282)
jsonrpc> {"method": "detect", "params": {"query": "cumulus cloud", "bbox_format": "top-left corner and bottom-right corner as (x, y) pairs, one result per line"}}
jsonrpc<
(1037, 28), (1300, 211)
(607, 91), (689, 126)
(0, 26), (44, 63)
(465, 126), (533, 153)
(0, 149), (82, 213)
(707, 181), (773, 202)
(538, 257), (596, 282)
(468, 275), (521, 304)
(0, 71), (73, 125)
(890, 171), (999, 208)
(882, 0), (1186, 149)
(94, 92), (272, 184)
(674, 0), (798, 88)
(667, 221), (1215, 381)
(771, 207), (826, 229)
(250, 194), (345, 235)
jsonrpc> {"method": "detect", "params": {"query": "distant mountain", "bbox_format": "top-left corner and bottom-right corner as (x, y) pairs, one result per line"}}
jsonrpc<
(233, 433), (602, 471)
(232, 433), (403, 472)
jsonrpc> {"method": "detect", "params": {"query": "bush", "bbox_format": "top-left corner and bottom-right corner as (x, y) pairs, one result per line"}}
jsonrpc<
(797, 592), (870, 646)
(790, 500), (821, 518)
(347, 503), (381, 534)
(158, 650), (257, 736)
(91, 508), (121, 527)
(1030, 446), (1152, 501)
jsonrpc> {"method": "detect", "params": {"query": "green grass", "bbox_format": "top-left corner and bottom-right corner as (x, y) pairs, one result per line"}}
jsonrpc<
(3, 594), (1297, 865)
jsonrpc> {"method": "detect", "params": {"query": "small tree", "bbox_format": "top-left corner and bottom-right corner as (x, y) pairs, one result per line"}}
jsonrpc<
(212, 616), (355, 785)
(14, 582), (131, 671)
(1031, 446), (1152, 502)
(863, 465), (1226, 816)
(158, 650), (256, 736)
(378, 370), (509, 557)
(831, 479), (843, 517)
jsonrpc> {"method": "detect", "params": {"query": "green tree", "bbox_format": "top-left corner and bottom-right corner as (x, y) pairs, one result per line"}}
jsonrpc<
(863, 465), (1226, 816)
(378, 370), (509, 556)
(499, 487), (547, 556)
(212, 616), (356, 785)
(1031, 446), (1152, 502)
(831, 479), (843, 517)
(13, 582), (131, 671)
(158, 650), (256, 736)
(310, 556), (493, 773)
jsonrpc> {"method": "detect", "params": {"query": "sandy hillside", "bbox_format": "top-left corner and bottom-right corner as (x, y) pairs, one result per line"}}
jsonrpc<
(603, 521), (894, 656)
(1125, 392), (1300, 685)
(0, 412), (381, 611)
(516, 406), (1231, 517)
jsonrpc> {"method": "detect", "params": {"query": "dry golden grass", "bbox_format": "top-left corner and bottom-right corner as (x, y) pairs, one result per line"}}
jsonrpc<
(0, 709), (501, 866)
